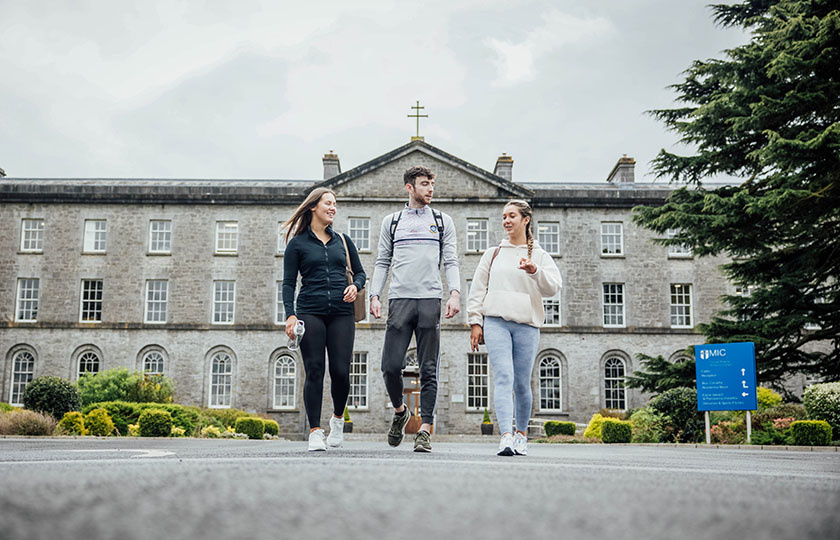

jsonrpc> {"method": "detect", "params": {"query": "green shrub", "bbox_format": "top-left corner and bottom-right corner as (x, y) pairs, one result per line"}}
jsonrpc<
(85, 408), (115, 436)
(127, 424), (140, 437)
(601, 419), (632, 443)
(201, 425), (221, 438)
(22, 376), (81, 419)
(170, 426), (186, 437)
(234, 417), (265, 440)
(138, 408), (173, 437)
(201, 408), (256, 430)
(78, 369), (175, 407)
(82, 401), (141, 435)
(710, 420), (747, 444)
(583, 413), (606, 440)
(344, 406), (352, 423)
(263, 419), (279, 436)
(751, 418), (795, 446)
(57, 411), (86, 435)
(629, 408), (666, 443)
(544, 421), (576, 437)
(790, 420), (832, 446)
(482, 408), (491, 424)
(756, 387), (782, 411)
(649, 387), (704, 443)
(0, 409), (57, 435)
(0, 402), (14, 413)
(803, 382), (840, 440)
(750, 403), (807, 430)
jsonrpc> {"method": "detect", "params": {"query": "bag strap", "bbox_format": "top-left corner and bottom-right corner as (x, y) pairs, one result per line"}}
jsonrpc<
(339, 233), (354, 285)
(389, 210), (403, 239)
(485, 245), (502, 293)
(432, 208), (444, 267)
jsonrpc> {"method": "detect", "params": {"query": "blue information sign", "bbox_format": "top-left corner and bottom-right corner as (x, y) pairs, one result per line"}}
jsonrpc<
(695, 342), (758, 411)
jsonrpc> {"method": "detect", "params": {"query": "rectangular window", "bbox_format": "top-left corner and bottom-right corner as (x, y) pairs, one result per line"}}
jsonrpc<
(80, 279), (103, 322)
(603, 283), (625, 327)
(348, 217), (370, 252)
(83, 220), (108, 253)
(543, 293), (561, 326)
(275, 281), (285, 324)
(149, 220), (172, 253)
(213, 281), (235, 324)
(348, 352), (368, 409)
(16, 278), (39, 322)
(538, 222), (560, 255)
(20, 219), (44, 252)
(670, 283), (693, 328)
(600, 222), (623, 256)
(467, 218), (488, 252)
(215, 221), (238, 254)
(467, 353), (489, 410)
(144, 280), (168, 323)
(667, 229), (692, 257)
(277, 222), (286, 254)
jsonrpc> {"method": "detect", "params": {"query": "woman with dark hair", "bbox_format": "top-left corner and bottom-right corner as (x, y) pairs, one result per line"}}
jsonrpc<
(466, 200), (562, 456)
(281, 187), (366, 451)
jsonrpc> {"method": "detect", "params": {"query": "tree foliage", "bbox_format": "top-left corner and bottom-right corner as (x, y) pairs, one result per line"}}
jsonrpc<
(625, 353), (697, 394)
(633, 0), (840, 388)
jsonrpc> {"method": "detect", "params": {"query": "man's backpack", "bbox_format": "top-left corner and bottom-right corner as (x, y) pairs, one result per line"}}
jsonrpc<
(389, 208), (445, 266)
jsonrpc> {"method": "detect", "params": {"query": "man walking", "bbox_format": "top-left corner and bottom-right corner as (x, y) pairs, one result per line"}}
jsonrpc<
(370, 165), (460, 452)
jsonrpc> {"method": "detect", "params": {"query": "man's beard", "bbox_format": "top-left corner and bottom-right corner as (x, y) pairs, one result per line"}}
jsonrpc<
(412, 191), (430, 206)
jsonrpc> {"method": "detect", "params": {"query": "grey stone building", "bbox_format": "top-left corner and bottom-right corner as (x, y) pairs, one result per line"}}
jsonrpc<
(0, 139), (734, 435)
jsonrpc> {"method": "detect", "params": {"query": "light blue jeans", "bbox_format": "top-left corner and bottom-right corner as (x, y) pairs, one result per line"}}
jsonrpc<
(483, 316), (540, 435)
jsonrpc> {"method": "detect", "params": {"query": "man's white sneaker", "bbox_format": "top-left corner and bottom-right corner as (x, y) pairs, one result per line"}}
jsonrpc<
(513, 432), (528, 456)
(327, 416), (344, 448)
(497, 432), (514, 456)
(308, 428), (327, 452)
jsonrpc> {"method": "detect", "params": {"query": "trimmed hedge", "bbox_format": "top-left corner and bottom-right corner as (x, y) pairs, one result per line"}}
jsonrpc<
(601, 419), (632, 443)
(235, 417), (265, 440)
(790, 420), (832, 446)
(263, 419), (279, 436)
(544, 421), (576, 437)
(58, 411), (86, 435)
(750, 403), (807, 430)
(22, 376), (81, 419)
(138, 409), (173, 437)
(583, 414), (606, 440)
(85, 408), (115, 436)
(803, 383), (840, 440)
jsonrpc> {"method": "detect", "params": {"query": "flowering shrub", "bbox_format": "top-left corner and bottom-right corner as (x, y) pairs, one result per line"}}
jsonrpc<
(710, 421), (747, 444)
(201, 426), (221, 438)
(803, 383), (840, 440)
(772, 417), (795, 431)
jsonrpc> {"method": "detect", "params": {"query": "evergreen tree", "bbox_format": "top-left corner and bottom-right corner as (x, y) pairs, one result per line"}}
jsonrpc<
(633, 0), (840, 391)
(625, 353), (698, 395)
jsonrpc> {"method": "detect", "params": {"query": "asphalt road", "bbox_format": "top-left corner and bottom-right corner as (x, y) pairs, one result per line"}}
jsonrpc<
(1, 437), (838, 540)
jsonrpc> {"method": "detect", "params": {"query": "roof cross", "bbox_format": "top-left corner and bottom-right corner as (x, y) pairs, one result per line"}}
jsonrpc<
(407, 100), (428, 141)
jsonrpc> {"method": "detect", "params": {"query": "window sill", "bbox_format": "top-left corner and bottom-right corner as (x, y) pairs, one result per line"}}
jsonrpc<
(17, 251), (43, 255)
(81, 252), (107, 256)
(600, 254), (625, 259)
(347, 407), (370, 412)
(146, 252), (172, 257)
(275, 252), (285, 257)
(267, 408), (298, 413)
(668, 254), (693, 260)
(214, 252), (238, 257)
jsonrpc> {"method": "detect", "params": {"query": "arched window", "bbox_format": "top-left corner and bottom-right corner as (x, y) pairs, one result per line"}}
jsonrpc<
(273, 355), (296, 409)
(604, 357), (626, 410)
(10, 350), (35, 406)
(539, 356), (562, 411)
(210, 352), (233, 408)
(78, 351), (100, 378)
(143, 350), (166, 375)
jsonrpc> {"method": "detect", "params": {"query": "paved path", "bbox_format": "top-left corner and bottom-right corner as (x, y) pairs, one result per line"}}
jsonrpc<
(1, 437), (838, 540)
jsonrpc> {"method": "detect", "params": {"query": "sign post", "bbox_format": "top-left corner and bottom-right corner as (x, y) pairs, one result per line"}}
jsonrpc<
(695, 342), (758, 444)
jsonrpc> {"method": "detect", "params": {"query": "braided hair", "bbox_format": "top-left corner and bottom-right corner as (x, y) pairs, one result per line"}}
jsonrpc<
(505, 199), (534, 260)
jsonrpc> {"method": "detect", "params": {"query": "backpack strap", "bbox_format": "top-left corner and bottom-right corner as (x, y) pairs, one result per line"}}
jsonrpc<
(338, 233), (354, 286)
(485, 245), (502, 293)
(432, 209), (445, 267)
(389, 210), (403, 239)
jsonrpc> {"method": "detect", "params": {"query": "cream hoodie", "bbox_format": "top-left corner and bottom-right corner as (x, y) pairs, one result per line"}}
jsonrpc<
(467, 239), (562, 328)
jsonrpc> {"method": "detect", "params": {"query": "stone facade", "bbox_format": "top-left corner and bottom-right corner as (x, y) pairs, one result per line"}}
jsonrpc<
(1, 140), (736, 435)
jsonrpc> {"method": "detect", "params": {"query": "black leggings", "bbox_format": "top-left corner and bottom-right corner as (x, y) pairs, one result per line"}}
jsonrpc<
(298, 313), (355, 429)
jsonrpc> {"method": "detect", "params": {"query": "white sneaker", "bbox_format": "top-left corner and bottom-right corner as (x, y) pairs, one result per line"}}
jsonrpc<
(497, 432), (514, 456)
(327, 416), (344, 448)
(308, 428), (326, 452)
(513, 432), (528, 456)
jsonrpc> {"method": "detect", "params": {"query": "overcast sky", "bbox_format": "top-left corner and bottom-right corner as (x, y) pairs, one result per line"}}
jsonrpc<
(1, 0), (747, 183)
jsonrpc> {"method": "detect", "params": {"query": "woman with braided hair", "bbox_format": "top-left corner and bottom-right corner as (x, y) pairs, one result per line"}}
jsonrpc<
(466, 200), (562, 456)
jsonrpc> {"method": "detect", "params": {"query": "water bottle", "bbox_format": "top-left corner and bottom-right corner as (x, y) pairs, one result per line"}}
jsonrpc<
(288, 320), (305, 351)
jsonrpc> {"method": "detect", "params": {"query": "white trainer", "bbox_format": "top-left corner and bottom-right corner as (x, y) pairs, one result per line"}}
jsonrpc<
(327, 415), (344, 448)
(497, 432), (514, 456)
(513, 432), (528, 456)
(308, 428), (327, 452)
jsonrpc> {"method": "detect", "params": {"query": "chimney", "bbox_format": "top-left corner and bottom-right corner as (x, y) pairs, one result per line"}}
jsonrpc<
(607, 155), (635, 184)
(322, 150), (341, 180)
(494, 153), (513, 182)
(0, 167), (5, 177)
